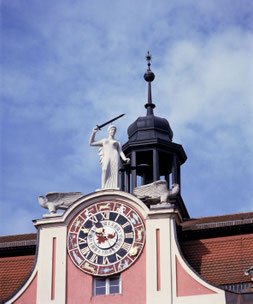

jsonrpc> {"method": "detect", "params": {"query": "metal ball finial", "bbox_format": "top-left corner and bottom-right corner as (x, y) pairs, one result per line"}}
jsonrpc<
(143, 51), (156, 114)
(144, 51), (155, 82)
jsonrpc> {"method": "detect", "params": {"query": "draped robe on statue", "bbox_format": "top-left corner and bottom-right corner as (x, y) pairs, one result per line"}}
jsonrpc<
(98, 139), (121, 189)
(90, 125), (129, 190)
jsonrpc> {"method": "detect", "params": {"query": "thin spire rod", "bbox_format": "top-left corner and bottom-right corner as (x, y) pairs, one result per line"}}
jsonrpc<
(144, 51), (156, 115)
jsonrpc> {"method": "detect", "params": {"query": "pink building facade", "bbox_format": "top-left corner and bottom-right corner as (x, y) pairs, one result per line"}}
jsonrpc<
(5, 190), (228, 304)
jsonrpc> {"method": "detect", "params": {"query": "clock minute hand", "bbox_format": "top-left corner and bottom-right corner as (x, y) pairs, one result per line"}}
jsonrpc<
(105, 238), (113, 248)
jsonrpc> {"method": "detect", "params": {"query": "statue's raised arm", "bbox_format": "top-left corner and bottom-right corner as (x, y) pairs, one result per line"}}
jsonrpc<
(89, 126), (103, 147)
(90, 125), (130, 189)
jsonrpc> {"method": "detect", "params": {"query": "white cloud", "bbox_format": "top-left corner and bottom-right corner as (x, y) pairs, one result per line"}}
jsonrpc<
(1, 0), (253, 235)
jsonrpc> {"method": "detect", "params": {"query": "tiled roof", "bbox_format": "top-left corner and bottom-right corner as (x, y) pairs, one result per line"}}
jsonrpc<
(0, 255), (35, 303)
(180, 233), (253, 286)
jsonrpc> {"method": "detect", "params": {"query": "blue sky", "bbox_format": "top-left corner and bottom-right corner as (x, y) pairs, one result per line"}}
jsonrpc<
(1, 0), (253, 236)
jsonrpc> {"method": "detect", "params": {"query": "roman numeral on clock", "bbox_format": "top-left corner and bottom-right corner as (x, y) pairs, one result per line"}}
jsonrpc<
(89, 215), (98, 223)
(90, 253), (98, 264)
(121, 242), (131, 251)
(102, 256), (110, 265)
(122, 221), (131, 229)
(78, 237), (87, 244)
(125, 232), (134, 238)
(101, 211), (110, 220)
(115, 213), (120, 222)
(115, 253), (122, 261)
(81, 246), (90, 257)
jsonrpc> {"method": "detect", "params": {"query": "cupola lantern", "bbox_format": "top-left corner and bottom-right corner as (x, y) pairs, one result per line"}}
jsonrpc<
(121, 53), (188, 217)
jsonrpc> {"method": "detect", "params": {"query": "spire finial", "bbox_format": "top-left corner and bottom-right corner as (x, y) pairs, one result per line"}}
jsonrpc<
(144, 51), (156, 115)
(144, 51), (155, 82)
(146, 51), (152, 71)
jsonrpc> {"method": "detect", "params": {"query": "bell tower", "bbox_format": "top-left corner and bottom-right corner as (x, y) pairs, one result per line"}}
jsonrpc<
(121, 52), (188, 218)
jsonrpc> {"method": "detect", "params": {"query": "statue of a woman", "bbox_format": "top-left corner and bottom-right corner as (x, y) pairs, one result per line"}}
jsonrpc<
(89, 125), (130, 189)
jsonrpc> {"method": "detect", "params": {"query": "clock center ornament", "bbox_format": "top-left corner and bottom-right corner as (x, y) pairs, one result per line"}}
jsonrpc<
(67, 200), (145, 276)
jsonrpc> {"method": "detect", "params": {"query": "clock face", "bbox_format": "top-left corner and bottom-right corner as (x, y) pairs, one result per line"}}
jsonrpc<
(67, 200), (145, 276)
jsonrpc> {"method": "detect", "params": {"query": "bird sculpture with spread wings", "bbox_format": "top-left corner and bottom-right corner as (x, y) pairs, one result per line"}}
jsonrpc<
(38, 192), (83, 214)
(244, 266), (253, 278)
(133, 180), (179, 205)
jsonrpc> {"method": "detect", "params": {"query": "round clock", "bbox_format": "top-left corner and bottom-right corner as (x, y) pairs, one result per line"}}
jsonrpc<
(67, 200), (145, 276)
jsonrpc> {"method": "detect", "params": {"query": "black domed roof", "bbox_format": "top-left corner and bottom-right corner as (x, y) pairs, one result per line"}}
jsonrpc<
(127, 52), (173, 142)
(127, 114), (173, 142)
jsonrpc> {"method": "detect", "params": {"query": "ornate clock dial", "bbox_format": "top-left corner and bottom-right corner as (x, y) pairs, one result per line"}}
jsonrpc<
(67, 200), (145, 276)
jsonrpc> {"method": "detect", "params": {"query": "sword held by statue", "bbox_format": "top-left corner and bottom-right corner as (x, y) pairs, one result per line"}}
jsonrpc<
(96, 113), (125, 130)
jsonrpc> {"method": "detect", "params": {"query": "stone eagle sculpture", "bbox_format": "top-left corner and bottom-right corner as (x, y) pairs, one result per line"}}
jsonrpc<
(244, 266), (253, 278)
(38, 192), (83, 214)
(133, 180), (179, 205)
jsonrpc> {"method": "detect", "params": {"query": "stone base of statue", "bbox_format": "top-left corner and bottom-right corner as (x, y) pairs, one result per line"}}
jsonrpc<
(150, 203), (175, 210)
(42, 212), (63, 219)
(96, 187), (120, 192)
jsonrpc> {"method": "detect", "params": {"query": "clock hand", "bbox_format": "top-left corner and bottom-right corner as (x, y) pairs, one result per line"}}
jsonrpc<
(104, 231), (118, 249)
(105, 237), (113, 248)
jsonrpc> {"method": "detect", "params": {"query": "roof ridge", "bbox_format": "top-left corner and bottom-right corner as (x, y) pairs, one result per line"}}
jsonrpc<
(188, 211), (253, 221)
(0, 233), (37, 239)
(0, 239), (37, 248)
(184, 218), (253, 230)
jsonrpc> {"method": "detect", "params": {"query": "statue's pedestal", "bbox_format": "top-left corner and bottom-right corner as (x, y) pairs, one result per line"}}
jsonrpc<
(96, 187), (120, 192)
(43, 212), (63, 219)
(150, 203), (174, 210)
